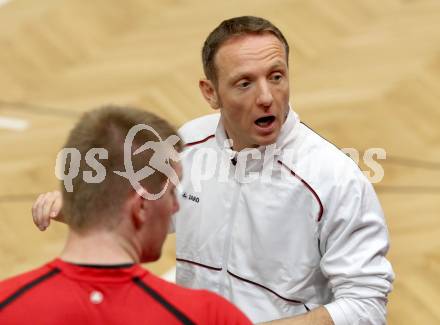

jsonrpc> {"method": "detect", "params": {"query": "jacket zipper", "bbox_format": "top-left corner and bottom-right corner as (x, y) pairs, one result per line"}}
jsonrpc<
(219, 176), (242, 296)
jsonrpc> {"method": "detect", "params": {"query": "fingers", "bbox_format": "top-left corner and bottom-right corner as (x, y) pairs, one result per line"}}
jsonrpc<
(32, 194), (45, 230)
(42, 191), (61, 220)
(51, 191), (63, 219)
(32, 191), (62, 231)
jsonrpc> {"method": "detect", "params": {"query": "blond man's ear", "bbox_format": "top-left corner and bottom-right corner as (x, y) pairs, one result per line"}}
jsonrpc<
(129, 192), (151, 230)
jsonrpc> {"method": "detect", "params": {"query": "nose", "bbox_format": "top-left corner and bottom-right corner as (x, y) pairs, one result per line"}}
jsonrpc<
(256, 81), (273, 108)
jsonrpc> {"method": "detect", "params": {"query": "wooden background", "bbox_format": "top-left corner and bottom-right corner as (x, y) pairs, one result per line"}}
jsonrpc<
(0, 0), (439, 323)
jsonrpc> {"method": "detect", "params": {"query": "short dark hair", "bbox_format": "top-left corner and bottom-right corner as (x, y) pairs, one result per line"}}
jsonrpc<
(202, 16), (290, 84)
(61, 105), (182, 231)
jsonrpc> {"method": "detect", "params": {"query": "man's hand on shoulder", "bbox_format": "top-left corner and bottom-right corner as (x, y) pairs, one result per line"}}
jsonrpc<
(31, 191), (64, 231)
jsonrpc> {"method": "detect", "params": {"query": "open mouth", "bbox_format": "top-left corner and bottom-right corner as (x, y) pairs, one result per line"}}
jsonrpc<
(255, 115), (275, 127)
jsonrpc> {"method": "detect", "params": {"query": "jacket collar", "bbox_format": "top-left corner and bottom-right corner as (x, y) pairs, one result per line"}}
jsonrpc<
(214, 106), (301, 172)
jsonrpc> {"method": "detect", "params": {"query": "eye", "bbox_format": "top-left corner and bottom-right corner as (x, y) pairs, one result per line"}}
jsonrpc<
(271, 73), (283, 82)
(237, 80), (251, 89)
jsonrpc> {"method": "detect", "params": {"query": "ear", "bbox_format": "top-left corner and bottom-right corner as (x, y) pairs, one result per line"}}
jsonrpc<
(130, 194), (150, 230)
(199, 79), (220, 110)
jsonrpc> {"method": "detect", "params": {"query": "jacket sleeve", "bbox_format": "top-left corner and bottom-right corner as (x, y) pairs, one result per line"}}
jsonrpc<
(319, 169), (394, 325)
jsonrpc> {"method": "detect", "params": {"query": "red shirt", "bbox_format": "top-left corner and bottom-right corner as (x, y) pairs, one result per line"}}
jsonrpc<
(0, 259), (251, 325)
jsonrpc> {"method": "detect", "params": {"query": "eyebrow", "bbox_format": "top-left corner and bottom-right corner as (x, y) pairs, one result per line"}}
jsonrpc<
(229, 60), (287, 82)
(268, 60), (288, 71)
(229, 72), (251, 84)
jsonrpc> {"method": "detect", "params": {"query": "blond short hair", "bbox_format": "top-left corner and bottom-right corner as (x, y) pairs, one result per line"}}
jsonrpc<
(61, 105), (182, 231)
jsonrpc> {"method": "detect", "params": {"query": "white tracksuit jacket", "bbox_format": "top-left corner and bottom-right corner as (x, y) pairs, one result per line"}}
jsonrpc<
(172, 110), (394, 324)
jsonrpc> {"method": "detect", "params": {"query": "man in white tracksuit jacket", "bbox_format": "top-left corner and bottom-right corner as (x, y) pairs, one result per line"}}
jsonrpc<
(173, 110), (393, 324)
(172, 16), (394, 325)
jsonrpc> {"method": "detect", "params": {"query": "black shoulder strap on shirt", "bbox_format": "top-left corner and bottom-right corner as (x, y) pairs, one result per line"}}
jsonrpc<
(132, 277), (195, 325)
(0, 268), (60, 310)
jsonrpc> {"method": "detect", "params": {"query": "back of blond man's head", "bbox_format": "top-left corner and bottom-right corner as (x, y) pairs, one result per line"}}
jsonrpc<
(61, 106), (182, 231)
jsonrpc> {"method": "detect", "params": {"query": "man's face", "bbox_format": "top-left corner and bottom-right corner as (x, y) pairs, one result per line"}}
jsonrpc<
(141, 162), (182, 262)
(213, 33), (290, 151)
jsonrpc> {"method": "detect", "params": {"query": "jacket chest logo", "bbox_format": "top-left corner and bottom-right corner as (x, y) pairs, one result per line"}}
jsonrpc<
(182, 192), (200, 203)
